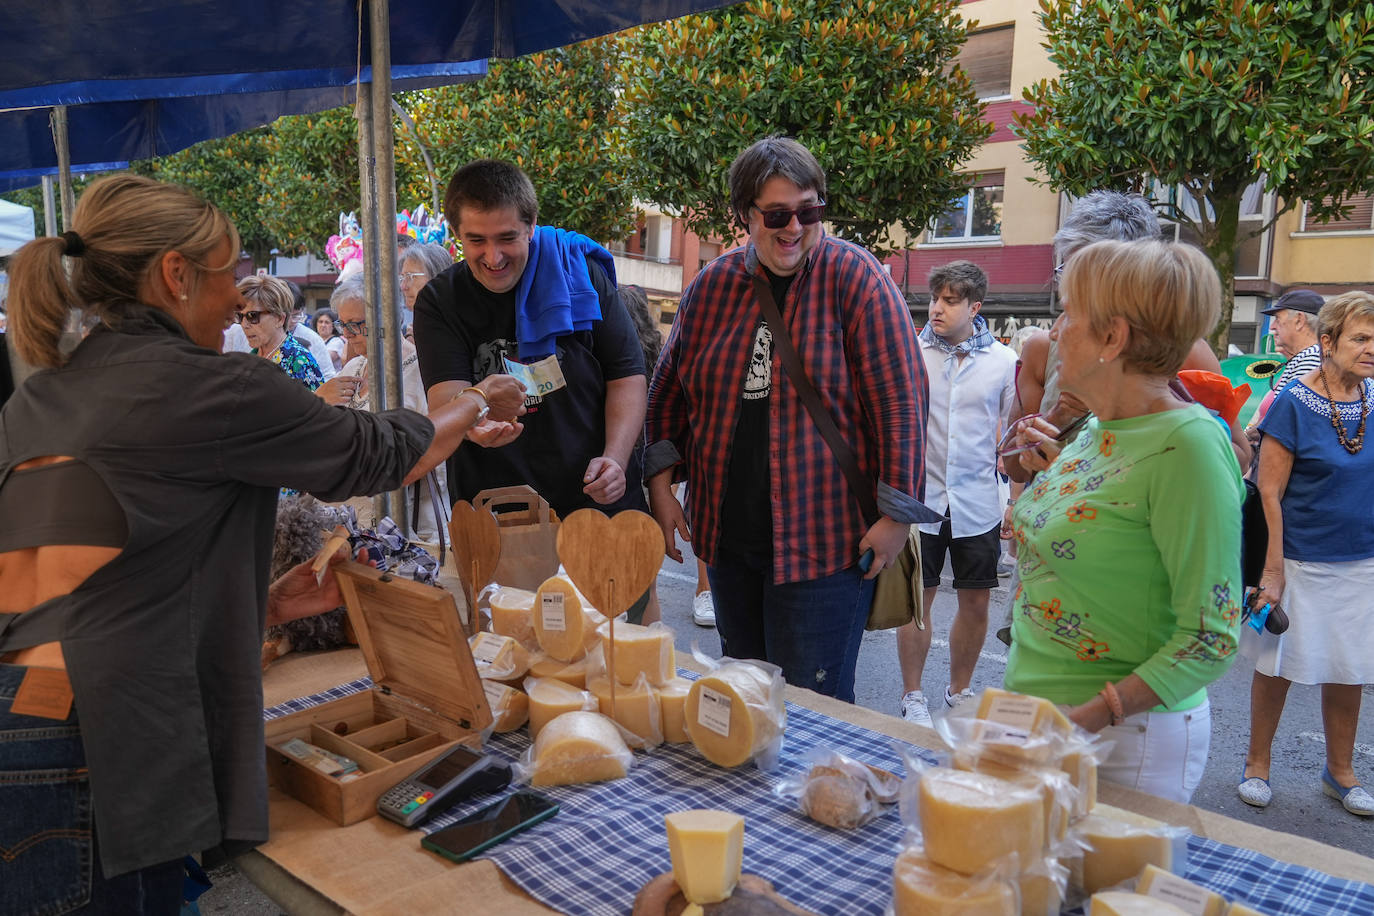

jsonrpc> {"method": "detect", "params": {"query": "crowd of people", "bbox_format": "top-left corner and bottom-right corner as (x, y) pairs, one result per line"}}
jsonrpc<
(0, 135), (1369, 912)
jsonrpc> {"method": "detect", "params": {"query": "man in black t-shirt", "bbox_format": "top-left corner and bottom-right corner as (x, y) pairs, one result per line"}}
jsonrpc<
(413, 158), (649, 531)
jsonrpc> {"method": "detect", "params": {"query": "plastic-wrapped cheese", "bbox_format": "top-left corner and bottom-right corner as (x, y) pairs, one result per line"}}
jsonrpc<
(525, 676), (598, 737)
(1226, 903), (1265, 916)
(685, 661), (784, 768)
(481, 680), (529, 733)
(528, 653), (589, 689)
(658, 677), (691, 744)
(529, 710), (631, 787)
(952, 753), (1071, 846)
(664, 809), (745, 905)
(468, 632), (531, 682)
(918, 768), (1046, 875)
(588, 675), (661, 744)
(976, 686), (1073, 737)
(533, 572), (601, 661)
(1135, 864), (1226, 916)
(1078, 804), (1175, 894)
(1060, 745), (1098, 817)
(596, 620), (676, 686)
(1090, 890), (1190, 916)
(489, 586), (537, 648)
(892, 846), (1016, 916)
(1018, 863), (1065, 916)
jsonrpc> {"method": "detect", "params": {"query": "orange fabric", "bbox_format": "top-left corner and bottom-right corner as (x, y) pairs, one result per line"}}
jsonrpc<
(1178, 370), (1251, 426)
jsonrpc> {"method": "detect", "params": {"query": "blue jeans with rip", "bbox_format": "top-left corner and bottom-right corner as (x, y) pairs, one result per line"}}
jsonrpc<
(0, 663), (183, 915)
(706, 552), (874, 703)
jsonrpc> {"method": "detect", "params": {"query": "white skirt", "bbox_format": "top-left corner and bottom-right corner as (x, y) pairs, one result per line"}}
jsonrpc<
(1240, 555), (1374, 684)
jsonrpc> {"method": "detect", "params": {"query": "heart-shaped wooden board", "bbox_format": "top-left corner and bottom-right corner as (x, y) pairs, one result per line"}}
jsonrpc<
(557, 509), (664, 618)
(448, 500), (502, 602)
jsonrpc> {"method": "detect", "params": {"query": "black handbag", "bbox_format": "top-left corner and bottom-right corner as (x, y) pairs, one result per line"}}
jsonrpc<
(1241, 480), (1267, 588)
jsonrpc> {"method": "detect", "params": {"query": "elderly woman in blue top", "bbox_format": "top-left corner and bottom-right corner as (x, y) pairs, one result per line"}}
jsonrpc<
(1240, 291), (1374, 817)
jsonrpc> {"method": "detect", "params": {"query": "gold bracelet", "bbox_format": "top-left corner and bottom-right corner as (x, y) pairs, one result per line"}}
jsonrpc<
(457, 385), (487, 406)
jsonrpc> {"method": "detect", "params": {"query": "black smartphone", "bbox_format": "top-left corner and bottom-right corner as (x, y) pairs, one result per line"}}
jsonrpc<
(420, 790), (559, 863)
(858, 547), (875, 573)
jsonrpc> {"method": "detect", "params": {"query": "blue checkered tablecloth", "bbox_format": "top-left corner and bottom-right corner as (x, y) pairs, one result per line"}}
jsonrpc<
(265, 676), (1374, 916)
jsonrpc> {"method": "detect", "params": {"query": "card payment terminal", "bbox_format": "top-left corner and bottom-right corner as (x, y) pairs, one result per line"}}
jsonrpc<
(376, 744), (512, 828)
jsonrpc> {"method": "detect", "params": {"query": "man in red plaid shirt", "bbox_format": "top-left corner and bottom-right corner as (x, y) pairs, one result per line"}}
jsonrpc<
(644, 136), (936, 702)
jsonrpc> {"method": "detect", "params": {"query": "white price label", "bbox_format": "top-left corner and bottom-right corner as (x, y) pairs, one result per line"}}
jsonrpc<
(1142, 872), (1213, 916)
(470, 633), (504, 666)
(697, 685), (733, 738)
(482, 679), (506, 708)
(541, 592), (567, 631)
(984, 695), (1040, 730)
(975, 720), (1032, 746)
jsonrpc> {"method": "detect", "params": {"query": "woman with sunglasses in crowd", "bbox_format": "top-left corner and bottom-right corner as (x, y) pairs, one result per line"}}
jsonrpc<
(236, 274), (326, 391)
(999, 239), (1243, 804)
(0, 174), (526, 913)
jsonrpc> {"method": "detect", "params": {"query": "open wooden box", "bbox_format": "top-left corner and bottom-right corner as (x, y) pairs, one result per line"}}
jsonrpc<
(265, 562), (493, 825)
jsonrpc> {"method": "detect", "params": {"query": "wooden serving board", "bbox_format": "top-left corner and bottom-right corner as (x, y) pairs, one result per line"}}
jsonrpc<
(631, 874), (820, 916)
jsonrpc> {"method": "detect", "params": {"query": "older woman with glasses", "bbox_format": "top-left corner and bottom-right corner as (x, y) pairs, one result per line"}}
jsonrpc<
(399, 242), (455, 321)
(236, 275), (325, 391)
(1000, 239), (1243, 804)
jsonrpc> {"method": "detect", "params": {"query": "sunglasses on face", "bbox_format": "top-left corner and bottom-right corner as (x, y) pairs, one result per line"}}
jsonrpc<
(752, 200), (826, 229)
(233, 310), (266, 325)
(339, 319), (368, 335)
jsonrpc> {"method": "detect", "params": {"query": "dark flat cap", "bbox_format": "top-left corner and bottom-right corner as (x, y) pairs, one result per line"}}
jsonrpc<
(1261, 289), (1324, 315)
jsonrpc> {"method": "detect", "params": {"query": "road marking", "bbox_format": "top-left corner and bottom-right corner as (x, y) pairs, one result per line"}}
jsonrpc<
(658, 569), (696, 585)
(1298, 732), (1374, 760)
(865, 628), (1008, 666)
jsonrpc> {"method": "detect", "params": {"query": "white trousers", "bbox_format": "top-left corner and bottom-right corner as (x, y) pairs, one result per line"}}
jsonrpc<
(1098, 698), (1211, 805)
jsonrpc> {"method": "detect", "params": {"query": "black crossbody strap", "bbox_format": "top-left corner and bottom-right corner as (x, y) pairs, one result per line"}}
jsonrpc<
(750, 270), (880, 527)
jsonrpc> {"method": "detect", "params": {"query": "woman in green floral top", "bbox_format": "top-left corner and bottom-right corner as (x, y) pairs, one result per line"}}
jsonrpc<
(1000, 239), (1243, 804)
(236, 275), (324, 390)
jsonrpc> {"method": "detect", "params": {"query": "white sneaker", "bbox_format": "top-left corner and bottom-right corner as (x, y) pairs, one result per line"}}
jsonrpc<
(900, 690), (933, 728)
(692, 591), (716, 627)
(945, 686), (976, 709)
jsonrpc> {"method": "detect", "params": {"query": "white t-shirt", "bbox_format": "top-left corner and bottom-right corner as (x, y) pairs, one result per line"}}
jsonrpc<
(292, 323), (337, 379)
(325, 335), (348, 371)
(222, 322), (251, 354)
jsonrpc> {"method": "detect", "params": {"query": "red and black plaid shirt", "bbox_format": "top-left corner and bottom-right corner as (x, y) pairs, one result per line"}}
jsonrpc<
(646, 235), (929, 584)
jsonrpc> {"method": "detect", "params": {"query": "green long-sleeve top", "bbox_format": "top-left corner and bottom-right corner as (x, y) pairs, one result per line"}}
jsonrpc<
(1004, 405), (1243, 712)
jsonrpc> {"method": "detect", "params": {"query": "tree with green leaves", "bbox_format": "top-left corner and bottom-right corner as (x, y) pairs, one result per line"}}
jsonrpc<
(401, 36), (637, 242)
(622, 0), (992, 255)
(1016, 0), (1374, 352)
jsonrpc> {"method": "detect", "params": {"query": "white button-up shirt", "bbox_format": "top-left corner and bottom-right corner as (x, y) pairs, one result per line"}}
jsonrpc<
(917, 336), (1018, 538)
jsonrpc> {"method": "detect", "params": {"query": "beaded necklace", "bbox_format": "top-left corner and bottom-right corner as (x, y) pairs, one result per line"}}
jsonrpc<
(1318, 362), (1368, 454)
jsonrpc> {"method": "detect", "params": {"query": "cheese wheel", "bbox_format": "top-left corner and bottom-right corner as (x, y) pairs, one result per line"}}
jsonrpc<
(892, 846), (1016, 916)
(490, 586), (537, 648)
(529, 711), (631, 787)
(951, 753), (1070, 846)
(976, 686), (1073, 737)
(481, 680), (530, 733)
(1018, 865), (1065, 916)
(1078, 804), (1175, 894)
(1136, 864), (1227, 916)
(685, 662), (784, 768)
(588, 675), (661, 744)
(533, 573), (601, 661)
(596, 620), (676, 686)
(528, 653), (589, 689)
(918, 768), (1046, 875)
(468, 632), (531, 681)
(658, 677), (692, 744)
(664, 809), (745, 905)
(525, 676), (598, 737)
(1090, 890), (1190, 916)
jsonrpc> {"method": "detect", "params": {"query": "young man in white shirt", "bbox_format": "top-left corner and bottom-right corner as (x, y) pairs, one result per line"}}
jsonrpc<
(897, 260), (1017, 726)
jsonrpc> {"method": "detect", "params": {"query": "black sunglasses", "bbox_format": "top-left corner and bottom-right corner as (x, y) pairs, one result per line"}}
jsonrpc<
(338, 319), (368, 335)
(233, 310), (266, 325)
(752, 200), (826, 229)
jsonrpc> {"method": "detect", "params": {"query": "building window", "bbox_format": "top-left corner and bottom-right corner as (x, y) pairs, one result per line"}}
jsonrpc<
(950, 25), (1014, 100)
(927, 171), (1004, 243)
(697, 241), (720, 270)
(1151, 179), (1274, 279)
(1302, 192), (1374, 232)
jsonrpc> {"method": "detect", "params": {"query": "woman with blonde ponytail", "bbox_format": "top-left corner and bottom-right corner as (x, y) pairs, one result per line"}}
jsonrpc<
(0, 175), (527, 911)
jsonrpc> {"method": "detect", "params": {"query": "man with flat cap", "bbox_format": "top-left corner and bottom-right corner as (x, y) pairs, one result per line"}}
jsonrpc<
(1264, 289), (1324, 391)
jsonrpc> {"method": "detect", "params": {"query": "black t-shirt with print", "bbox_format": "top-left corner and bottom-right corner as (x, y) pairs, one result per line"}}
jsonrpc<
(413, 257), (647, 518)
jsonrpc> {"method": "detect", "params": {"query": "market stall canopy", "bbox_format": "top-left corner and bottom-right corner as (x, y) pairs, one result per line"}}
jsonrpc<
(0, 198), (36, 255)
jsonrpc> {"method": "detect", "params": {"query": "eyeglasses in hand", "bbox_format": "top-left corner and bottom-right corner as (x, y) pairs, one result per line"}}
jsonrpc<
(751, 200), (826, 229)
(996, 411), (1091, 458)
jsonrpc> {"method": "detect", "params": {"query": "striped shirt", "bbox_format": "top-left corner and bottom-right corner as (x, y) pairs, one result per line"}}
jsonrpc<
(645, 235), (931, 584)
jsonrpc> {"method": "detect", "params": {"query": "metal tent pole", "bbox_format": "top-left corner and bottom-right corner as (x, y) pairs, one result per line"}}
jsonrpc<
(40, 175), (58, 236)
(356, 66), (392, 526)
(49, 106), (75, 230)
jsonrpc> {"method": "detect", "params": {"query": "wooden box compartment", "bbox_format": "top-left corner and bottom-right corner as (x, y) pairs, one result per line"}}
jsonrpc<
(265, 562), (493, 826)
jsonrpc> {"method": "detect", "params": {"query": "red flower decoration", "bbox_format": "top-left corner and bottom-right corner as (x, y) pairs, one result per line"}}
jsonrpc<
(1040, 598), (1063, 622)
(1066, 502), (1097, 523)
(1099, 432), (1116, 456)
(1059, 480), (1079, 496)
(1076, 638), (1109, 661)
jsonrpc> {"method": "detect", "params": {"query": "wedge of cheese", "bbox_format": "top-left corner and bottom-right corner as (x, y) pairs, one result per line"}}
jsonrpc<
(685, 662), (784, 768)
(1060, 744), (1098, 817)
(533, 572), (602, 661)
(664, 809), (745, 905)
(596, 620), (676, 686)
(481, 680), (530, 733)
(918, 768), (1046, 875)
(976, 686), (1073, 736)
(489, 586), (537, 648)
(588, 675), (661, 744)
(468, 632), (532, 682)
(658, 677), (692, 744)
(528, 653), (589, 689)
(1136, 864), (1226, 916)
(892, 846), (1016, 916)
(529, 710), (631, 787)
(1090, 890), (1190, 916)
(525, 676), (598, 737)
(1225, 903), (1265, 916)
(1078, 804), (1175, 894)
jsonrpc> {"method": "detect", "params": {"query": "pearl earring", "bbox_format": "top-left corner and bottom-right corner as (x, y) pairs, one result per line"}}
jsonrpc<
(1098, 356), (1106, 364)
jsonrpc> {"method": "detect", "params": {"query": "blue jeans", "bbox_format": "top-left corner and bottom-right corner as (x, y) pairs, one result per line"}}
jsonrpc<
(0, 664), (183, 916)
(706, 553), (874, 703)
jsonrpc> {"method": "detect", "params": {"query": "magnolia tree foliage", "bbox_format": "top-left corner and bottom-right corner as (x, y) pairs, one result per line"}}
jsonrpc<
(401, 37), (637, 243)
(623, 0), (993, 255)
(1016, 0), (1374, 351)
